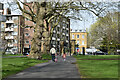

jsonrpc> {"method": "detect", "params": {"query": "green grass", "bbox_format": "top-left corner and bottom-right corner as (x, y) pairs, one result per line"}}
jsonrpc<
(2, 57), (49, 78)
(0, 52), (2, 80)
(74, 55), (119, 78)
(2, 54), (23, 57)
(41, 54), (52, 60)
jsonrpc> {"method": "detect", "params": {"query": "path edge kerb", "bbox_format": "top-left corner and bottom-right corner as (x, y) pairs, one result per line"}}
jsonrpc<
(74, 57), (81, 78)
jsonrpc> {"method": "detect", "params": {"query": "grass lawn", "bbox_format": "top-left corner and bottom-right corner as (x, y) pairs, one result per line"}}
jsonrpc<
(2, 55), (50, 78)
(2, 54), (23, 57)
(74, 55), (119, 78)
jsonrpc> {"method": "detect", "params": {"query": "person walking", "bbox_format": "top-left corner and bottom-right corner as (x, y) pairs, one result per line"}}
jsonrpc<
(50, 45), (56, 62)
(55, 53), (58, 62)
(62, 53), (66, 61)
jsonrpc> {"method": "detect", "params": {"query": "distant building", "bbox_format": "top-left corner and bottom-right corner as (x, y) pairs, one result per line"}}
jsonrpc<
(70, 29), (87, 54)
(1, 8), (24, 53)
(50, 18), (70, 55)
(23, 18), (34, 54)
(23, 2), (71, 55)
(0, 3), (3, 14)
(1, 2), (71, 55)
(0, 3), (4, 51)
(1, 3), (34, 54)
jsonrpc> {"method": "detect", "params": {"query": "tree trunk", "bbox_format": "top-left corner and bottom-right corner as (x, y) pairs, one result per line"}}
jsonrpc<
(28, 2), (46, 59)
(42, 31), (50, 54)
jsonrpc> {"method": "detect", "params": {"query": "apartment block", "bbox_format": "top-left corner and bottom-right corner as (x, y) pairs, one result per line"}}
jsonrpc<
(23, 26), (34, 53)
(70, 29), (87, 54)
(22, 2), (35, 54)
(0, 3), (4, 51)
(50, 18), (70, 55)
(1, 8), (24, 54)
(23, 2), (71, 55)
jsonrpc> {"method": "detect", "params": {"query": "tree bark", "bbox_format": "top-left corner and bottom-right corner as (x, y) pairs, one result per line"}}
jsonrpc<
(28, 2), (46, 59)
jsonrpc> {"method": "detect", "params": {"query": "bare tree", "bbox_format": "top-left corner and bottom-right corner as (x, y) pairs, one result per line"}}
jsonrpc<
(11, 0), (118, 59)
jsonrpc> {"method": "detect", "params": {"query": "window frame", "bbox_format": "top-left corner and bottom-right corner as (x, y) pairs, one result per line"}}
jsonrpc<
(82, 34), (85, 39)
(77, 35), (79, 38)
(25, 33), (29, 36)
(72, 34), (74, 39)
(25, 40), (29, 44)
(82, 41), (84, 45)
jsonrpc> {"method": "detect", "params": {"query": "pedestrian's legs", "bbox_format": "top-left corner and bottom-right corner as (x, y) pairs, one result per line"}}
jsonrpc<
(53, 54), (55, 62)
(51, 54), (55, 62)
(64, 58), (66, 61)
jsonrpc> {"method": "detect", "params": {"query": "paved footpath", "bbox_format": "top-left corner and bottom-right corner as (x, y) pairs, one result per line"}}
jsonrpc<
(6, 56), (80, 78)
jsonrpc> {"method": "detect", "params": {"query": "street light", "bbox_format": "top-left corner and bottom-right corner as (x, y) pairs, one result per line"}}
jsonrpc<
(71, 40), (76, 55)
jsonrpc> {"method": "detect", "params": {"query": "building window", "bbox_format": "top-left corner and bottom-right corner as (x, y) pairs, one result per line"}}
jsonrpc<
(52, 41), (55, 45)
(26, 41), (29, 44)
(25, 33), (29, 36)
(12, 17), (18, 20)
(53, 34), (56, 37)
(1, 23), (4, 28)
(72, 34), (74, 39)
(12, 32), (18, 35)
(57, 34), (60, 38)
(77, 35), (79, 38)
(14, 40), (17, 43)
(57, 41), (59, 45)
(82, 34), (84, 39)
(14, 24), (18, 28)
(77, 40), (79, 45)
(82, 41), (84, 45)
(14, 46), (17, 48)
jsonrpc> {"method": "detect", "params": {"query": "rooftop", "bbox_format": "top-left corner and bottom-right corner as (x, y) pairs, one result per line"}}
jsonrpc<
(70, 29), (86, 33)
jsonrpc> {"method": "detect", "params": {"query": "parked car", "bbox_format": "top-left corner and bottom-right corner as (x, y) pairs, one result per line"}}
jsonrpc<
(23, 52), (29, 55)
(94, 51), (105, 55)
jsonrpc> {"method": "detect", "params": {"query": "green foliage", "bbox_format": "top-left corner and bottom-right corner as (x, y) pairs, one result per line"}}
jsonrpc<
(89, 12), (120, 54)
(16, 1), (119, 58)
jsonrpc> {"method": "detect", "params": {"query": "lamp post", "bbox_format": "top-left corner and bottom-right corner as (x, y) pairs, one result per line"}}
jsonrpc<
(70, 43), (71, 56)
(63, 40), (67, 54)
(71, 40), (76, 54)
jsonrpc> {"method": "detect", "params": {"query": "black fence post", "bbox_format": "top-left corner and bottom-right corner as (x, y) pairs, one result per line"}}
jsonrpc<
(82, 47), (85, 55)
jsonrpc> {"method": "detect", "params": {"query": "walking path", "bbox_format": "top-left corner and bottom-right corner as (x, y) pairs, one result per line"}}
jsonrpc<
(6, 56), (80, 78)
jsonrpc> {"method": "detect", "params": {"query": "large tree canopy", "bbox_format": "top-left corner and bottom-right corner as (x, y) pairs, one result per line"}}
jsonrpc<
(89, 12), (120, 54)
(3, 0), (118, 58)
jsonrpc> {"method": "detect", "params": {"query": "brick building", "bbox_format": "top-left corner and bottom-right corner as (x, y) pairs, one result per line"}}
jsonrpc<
(23, 2), (71, 55)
